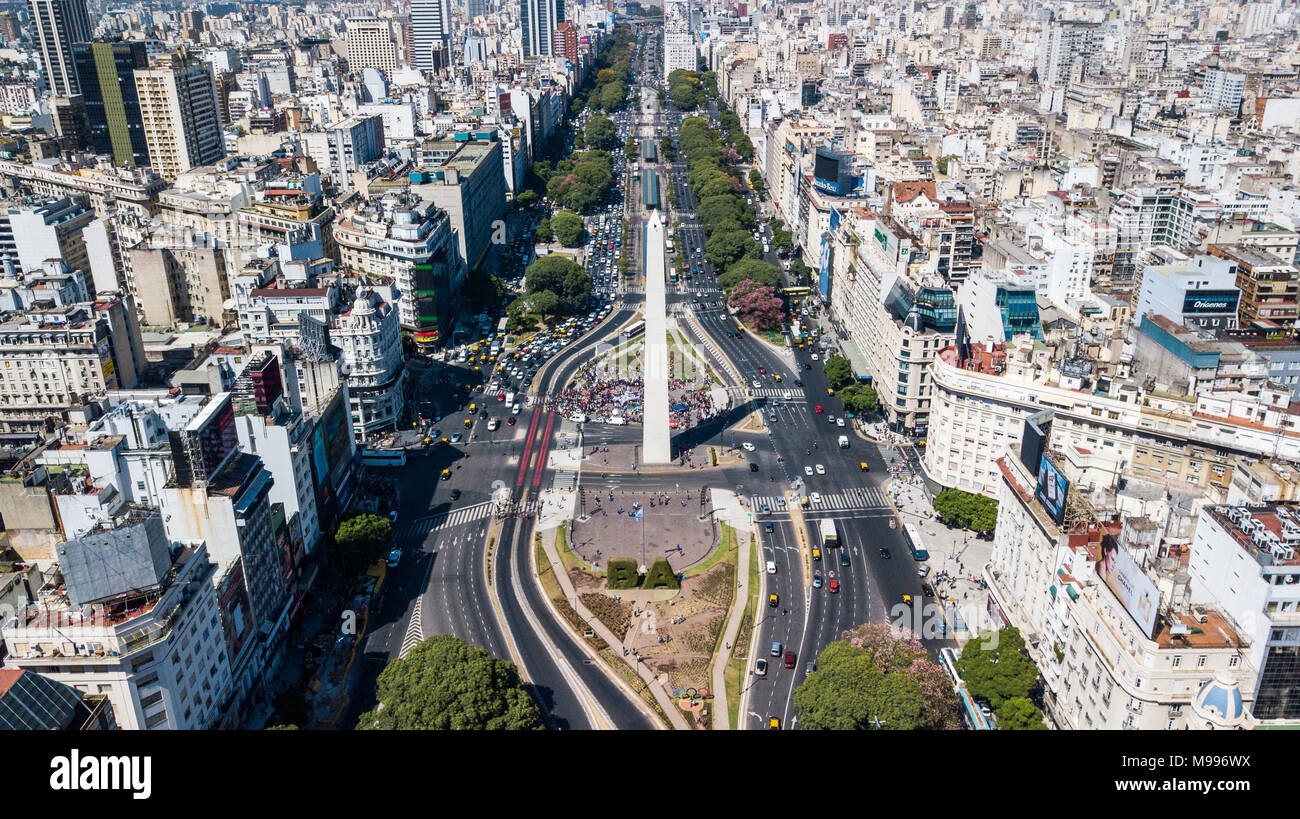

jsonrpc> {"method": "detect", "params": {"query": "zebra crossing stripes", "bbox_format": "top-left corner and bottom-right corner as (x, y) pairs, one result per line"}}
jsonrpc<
(553, 469), (578, 491)
(394, 501), (494, 541)
(399, 596), (424, 659)
(748, 486), (891, 513)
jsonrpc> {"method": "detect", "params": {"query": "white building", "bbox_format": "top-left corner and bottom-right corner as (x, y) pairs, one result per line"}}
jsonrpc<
(410, 0), (453, 68)
(1203, 69), (1245, 114)
(302, 115), (384, 189)
(1135, 253), (1240, 331)
(333, 289), (406, 439)
(346, 17), (399, 77)
(1188, 504), (1300, 723)
(0, 513), (232, 730)
(664, 0), (696, 80)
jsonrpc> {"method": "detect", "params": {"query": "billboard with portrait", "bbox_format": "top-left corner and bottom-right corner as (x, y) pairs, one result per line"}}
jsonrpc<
(1095, 535), (1159, 638)
(1035, 454), (1068, 525)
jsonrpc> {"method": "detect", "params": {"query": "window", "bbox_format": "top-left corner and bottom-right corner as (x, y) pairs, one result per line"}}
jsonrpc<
(1197, 655), (1207, 668)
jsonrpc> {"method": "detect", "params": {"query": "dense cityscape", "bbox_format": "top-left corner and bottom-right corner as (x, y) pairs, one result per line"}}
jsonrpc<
(0, 0), (1293, 752)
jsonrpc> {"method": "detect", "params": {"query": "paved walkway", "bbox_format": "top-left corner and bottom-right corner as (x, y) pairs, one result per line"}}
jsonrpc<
(885, 471), (993, 642)
(536, 526), (690, 729)
(709, 525), (753, 730)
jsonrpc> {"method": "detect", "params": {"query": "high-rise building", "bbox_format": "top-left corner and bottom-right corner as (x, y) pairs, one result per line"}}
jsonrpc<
(72, 40), (150, 168)
(134, 52), (225, 181)
(521, 0), (565, 58)
(1203, 68), (1245, 114)
(28, 0), (92, 97)
(1037, 20), (1100, 90)
(468, 0), (487, 18)
(410, 0), (453, 70)
(664, 0), (696, 79)
(552, 22), (578, 63)
(346, 17), (399, 77)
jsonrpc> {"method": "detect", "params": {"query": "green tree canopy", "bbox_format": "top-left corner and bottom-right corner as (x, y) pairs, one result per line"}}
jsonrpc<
(335, 513), (392, 556)
(357, 635), (544, 730)
(997, 697), (1047, 730)
(585, 115), (618, 150)
(839, 384), (879, 415)
(823, 355), (853, 388)
(793, 624), (960, 730)
(931, 488), (999, 535)
(516, 189), (539, 208)
(718, 258), (780, 291)
(704, 229), (758, 271)
(535, 216), (553, 243)
(551, 210), (585, 247)
(524, 255), (591, 312)
(954, 627), (1041, 711)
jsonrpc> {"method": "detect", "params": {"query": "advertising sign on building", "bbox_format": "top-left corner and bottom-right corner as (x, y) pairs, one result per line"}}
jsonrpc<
(1095, 535), (1160, 638)
(1035, 454), (1069, 526)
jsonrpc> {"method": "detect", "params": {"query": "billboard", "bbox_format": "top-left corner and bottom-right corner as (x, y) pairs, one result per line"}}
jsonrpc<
(1095, 535), (1159, 638)
(1182, 290), (1239, 315)
(1035, 454), (1068, 526)
(217, 561), (253, 663)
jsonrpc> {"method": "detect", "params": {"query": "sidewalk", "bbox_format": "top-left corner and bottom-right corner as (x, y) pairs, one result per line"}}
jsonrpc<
(885, 471), (992, 641)
(536, 526), (690, 729)
(708, 525), (752, 729)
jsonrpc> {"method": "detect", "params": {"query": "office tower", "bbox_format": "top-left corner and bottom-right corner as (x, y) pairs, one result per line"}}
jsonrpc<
(468, 0), (487, 18)
(28, 0), (93, 96)
(664, 0), (695, 79)
(180, 8), (204, 41)
(1037, 20), (1100, 89)
(134, 52), (225, 181)
(1203, 68), (1245, 114)
(521, 0), (565, 58)
(410, 0), (453, 70)
(552, 21), (578, 63)
(347, 18), (399, 76)
(72, 40), (150, 168)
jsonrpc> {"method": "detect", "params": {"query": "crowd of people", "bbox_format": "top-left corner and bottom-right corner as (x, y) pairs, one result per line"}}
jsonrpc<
(667, 378), (720, 429)
(545, 361), (721, 429)
(549, 359), (644, 423)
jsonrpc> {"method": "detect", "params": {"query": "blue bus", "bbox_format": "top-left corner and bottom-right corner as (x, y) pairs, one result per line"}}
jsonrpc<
(902, 523), (928, 560)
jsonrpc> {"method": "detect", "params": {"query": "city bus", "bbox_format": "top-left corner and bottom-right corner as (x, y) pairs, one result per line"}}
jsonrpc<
(359, 447), (408, 468)
(623, 319), (646, 339)
(781, 286), (814, 298)
(901, 523), (928, 560)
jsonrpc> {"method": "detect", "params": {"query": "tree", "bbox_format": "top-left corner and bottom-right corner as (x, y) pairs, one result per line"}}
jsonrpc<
(524, 255), (590, 312)
(585, 115), (618, 151)
(931, 488), (999, 535)
(997, 697), (1047, 730)
(335, 513), (391, 555)
(599, 79), (627, 111)
(789, 258), (812, 282)
(516, 189), (539, 208)
(749, 168), (765, 194)
(535, 216), (553, 243)
(823, 355), (853, 388)
(704, 229), (757, 271)
(793, 623), (960, 730)
(696, 194), (744, 232)
(624, 137), (637, 160)
(839, 384), (879, 415)
(527, 289), (562, 316)
(551, 210), (585, 247)
(954, 627), (1041, 711)
(358, 635), (544, 730)
(718, 258), (780, 291)
(727, 279), (783, 331)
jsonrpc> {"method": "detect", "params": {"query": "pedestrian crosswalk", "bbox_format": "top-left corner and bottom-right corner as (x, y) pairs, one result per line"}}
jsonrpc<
(394, 501), (494, 541)
(553, 469), (578, 491)
(749, 486), (890, 513)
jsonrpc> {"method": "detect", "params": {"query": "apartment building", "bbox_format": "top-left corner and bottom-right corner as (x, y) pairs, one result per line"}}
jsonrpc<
(134, 53), (225, 181)
(333, 289), (406, 439)
(0, 511), (232, 730)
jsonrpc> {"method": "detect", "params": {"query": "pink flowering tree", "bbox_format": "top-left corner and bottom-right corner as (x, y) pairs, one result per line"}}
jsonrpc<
(727, 279), (783, 331)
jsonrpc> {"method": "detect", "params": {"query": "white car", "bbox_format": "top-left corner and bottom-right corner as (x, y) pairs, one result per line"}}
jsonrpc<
(766, 561), (777, 575)
(837, 418), (846, 428)
(754, 658), (768, 676)
(742, 441), (756, 452)
(810, 492), (822, 505)
(815, 464), (826, 475)
(752, 379), (761, 388)
(811, 354), (820, 362)
(782, 391), (792, 400)
(804, 466), (814, 476)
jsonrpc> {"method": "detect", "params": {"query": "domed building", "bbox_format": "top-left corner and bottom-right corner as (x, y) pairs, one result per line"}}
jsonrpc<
(1186, 671), (1253, 730)
(333, 288), (406, 440)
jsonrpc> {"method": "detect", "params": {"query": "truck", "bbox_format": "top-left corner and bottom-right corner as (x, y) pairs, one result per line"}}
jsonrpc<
(819, 518), (839, 547)
(837, 435), (850, 449)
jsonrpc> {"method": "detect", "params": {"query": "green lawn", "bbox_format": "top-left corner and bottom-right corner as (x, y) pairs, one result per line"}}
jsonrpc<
(686, 522), (738, 578)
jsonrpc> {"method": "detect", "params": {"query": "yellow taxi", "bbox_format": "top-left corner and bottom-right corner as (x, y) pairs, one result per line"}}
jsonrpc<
(859, 462), (870, 472)
(902, 594), (913, 607)
(768, 717), (780, 730)
(773, 374), (782, 382)
(769, 593), (779, 607)
(440, 469), (452, 480)
(812, 548), (821, 561)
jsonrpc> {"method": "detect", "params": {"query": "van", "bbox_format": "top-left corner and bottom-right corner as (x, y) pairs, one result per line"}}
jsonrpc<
(838, 435), (850, 449)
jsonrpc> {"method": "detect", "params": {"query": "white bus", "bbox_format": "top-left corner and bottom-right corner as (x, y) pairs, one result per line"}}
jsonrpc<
(623, 319), (646, 339)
